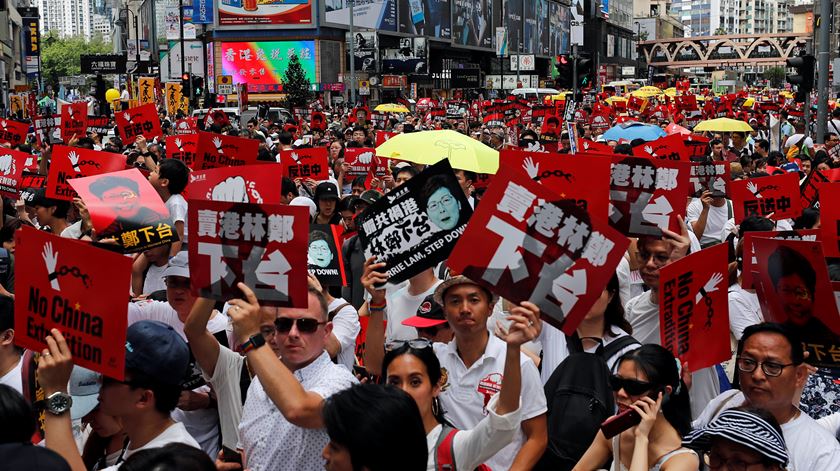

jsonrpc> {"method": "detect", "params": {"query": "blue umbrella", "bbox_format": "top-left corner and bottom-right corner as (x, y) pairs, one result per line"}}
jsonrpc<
(602, 121), (667, 142)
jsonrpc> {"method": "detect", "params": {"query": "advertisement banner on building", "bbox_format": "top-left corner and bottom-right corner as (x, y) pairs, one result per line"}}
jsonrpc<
(219, 0), (314, 27)
(221, 41), (316, 92)
(397, 0), (451, 38)
(324, 0), (397, 31)
(161, 41), (206, 80)
(452, 0), (494, 49)
(165, 7), (180, 40)
(23, 16), (40, 58)
(347, 32), (377, 73)
(522, 0), (549, 55)
(549, 1), (570, 56)
(570, 0), (584, 46)
(504, 0), (524, 53)
(192, 0), (214, 24)
(382, 37), (427, 74)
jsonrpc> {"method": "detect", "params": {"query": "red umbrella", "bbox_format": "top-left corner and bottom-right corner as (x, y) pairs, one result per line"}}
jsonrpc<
(665, 123), (692, 136)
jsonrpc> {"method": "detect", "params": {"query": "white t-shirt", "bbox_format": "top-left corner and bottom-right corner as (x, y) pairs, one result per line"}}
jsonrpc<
(99, 422), (199, 470)
(328, 298), (361, 370)
(0, 356), (23, 394)
(686, 198), (730, 246)
(538, 324), (640, 385)
(695, 391), (840, 471)
(728, 283), (763, 341)
(434, 335), (547, 471)
(385, 281), (441, 342)
(204, 344), (246, 451)
(425, 393), (520, 471)
(142, 263), (168, 295)
(615, 256), (645, 309)
(166, 194), (188, 245)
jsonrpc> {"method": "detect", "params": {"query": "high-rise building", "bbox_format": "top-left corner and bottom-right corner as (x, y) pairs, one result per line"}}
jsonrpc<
(36, 0), (93, 39)
(671, 0), (794, 36)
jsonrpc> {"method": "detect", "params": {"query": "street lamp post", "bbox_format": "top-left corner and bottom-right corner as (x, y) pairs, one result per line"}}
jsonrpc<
(348, 0), (356, 105)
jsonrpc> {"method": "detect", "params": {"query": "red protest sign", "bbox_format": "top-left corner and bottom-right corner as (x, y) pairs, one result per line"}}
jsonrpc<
(0, 118), (30, 146)
(114, 103), (163, 145)
(86, 116), (111, 136)
(47, 145), (128, 201)
(61, 102), (88, 142)
(819, 183), (840, 257)
(344, 147), (389, 177)
(658, 243), (730, 371)
(0, 148), (29, 198)
(673, 94), (698, 112)
(448, 164), (629, 331)
(14, 226), (130, 379)
(188, 200), (309, 307)
(683, 134), (710, 160)
(741, 229), (820, 290)
(800, 169), (830, 210)
(20, 172), (47, 191)
(578, 139), (614, 154)
(730, 173), (801, 223)
(501, 149), (612, 221)
(166, 134), (199, 169)
(753, 237), (840, 367)
(174, 118), (199, 135)
(280, 147), (330, 181)
(689, 161), (730, 197)
(308, 224), (347, 287)
(588, 113), (611, 133)
(187, 164), (284, 204)
(609, 156), (691, 236)
(69, 169), (176, 253)
(194, 131), (260, 170)
(632, 134), (691, 161)
(375, 131), (398, 147)
(34, 115), (61, 146)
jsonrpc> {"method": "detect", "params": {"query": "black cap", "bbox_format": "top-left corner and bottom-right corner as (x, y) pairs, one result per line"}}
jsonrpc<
(401, 294), (447, 329)
(358, 189), (381, 206)
(125, 320), (190, 386)
(314, 182), (340, 202)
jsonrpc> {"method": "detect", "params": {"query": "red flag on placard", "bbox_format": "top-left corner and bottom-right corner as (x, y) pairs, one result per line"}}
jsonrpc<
(819, 183), (840, 257)
(114, 103), (163, 145)
(447, 164), (629, 332)
(632, 134), (691, 161)
(659, 240), (730, 372)
(188, 200), (309, 307)
(0, 148), (30, 198)
(166, 134), (199, 169)
(174, 118), (199, 135)
(730, 173), (801, 223)
(61, 102), (88, 142)
(741, 229), (820, 290)
(14, 226), (131, 379)
(609, 156), (691, 236)
(344, 147), (389, 178)
(194, 131), (260, 170)
(188, 164), (284, 204)
(375, 130), (398, 147)
(0, 118), (29, 146)
(501, 149), (612, 221)
(47, 145), (128, 201)
(673, 94), (698, 112)
(280, 148), (330, 181)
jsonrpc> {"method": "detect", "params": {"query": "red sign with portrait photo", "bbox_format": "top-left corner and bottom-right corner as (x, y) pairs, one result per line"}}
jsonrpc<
(730, 173), (801, 223)
(658, 243), (731, 372)
(448, 164), (629, 332)
(14, 226), (130, 379)
(114, 103), (163, 145)
(188, 200), (309, 307)
(46, 145), (128, 201)
(741, 229), (820, 290)
(280, 147), (329, 181)
(187, 164), (284, 204)
(194, 131), (260, 170)
(61, 102), (88, 142)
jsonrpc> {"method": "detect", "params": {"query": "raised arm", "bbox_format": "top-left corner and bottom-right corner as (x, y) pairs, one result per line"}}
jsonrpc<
(183, 297), (222, 375)
(359, 257), (389, 376)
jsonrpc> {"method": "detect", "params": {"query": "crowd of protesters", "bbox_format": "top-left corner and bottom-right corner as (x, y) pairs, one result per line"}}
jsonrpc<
(0, 85), (839, 471)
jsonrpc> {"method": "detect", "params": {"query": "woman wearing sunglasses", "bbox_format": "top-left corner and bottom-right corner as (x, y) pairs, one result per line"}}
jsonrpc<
(381, 303), (541, 471)
(574, 344), (698, 471)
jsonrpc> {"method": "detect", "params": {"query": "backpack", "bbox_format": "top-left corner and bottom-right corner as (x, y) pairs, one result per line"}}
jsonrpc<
(434, 423), (492, 471)
(534, 335), (639, 471)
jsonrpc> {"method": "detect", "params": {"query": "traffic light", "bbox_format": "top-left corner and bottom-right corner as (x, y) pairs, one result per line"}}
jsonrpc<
(552, 55), (573, 89)
(786, 52), (815, 102)
(181, 73), (191, 98)
(576, 53), (594, 89)
(192, 76), (204, 96)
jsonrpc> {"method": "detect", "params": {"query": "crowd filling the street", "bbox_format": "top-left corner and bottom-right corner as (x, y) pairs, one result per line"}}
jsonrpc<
(2, 79), (840, 471)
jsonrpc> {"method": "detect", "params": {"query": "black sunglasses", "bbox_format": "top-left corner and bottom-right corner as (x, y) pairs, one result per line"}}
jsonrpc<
(609, 375), (654, 396)
(274, 317), (326, 334)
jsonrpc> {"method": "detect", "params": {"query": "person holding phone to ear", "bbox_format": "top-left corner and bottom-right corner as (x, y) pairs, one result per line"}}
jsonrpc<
(574, 345), (698, 471)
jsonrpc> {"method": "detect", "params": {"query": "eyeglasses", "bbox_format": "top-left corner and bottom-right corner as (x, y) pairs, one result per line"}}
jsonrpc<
(736, 357), (795, 377)
(165, 277), (190, 290)
(609, 375), (654, 396)
(274, 317), (326, 334)
(103, 191), (137, 203)
(385, 338), (433, 352)
(778, 286), (812, 300)
(706, 451), (766, 471)
(428, 194), (455, 212)
(637, 250), (670, 268)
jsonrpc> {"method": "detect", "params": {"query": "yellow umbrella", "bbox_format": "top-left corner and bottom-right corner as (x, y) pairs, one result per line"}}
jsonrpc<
(376, 130), (499, 174)
(631, 86), (664, 98)
(779, 91), (794, 99)
(663, 87), (677, 97)
(693, 117), (754, 133)
(605, 96), (627, 105)
(374, 103), (410, 113)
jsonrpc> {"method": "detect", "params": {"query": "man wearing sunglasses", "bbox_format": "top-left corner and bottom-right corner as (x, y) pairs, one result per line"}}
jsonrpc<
(203, 282), (357, 470)
(693, 323), (840, 470)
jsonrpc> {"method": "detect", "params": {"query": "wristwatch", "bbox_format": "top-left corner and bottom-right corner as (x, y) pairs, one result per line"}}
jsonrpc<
(236, 333), (267, 354)
(36, 392), (73, 416)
